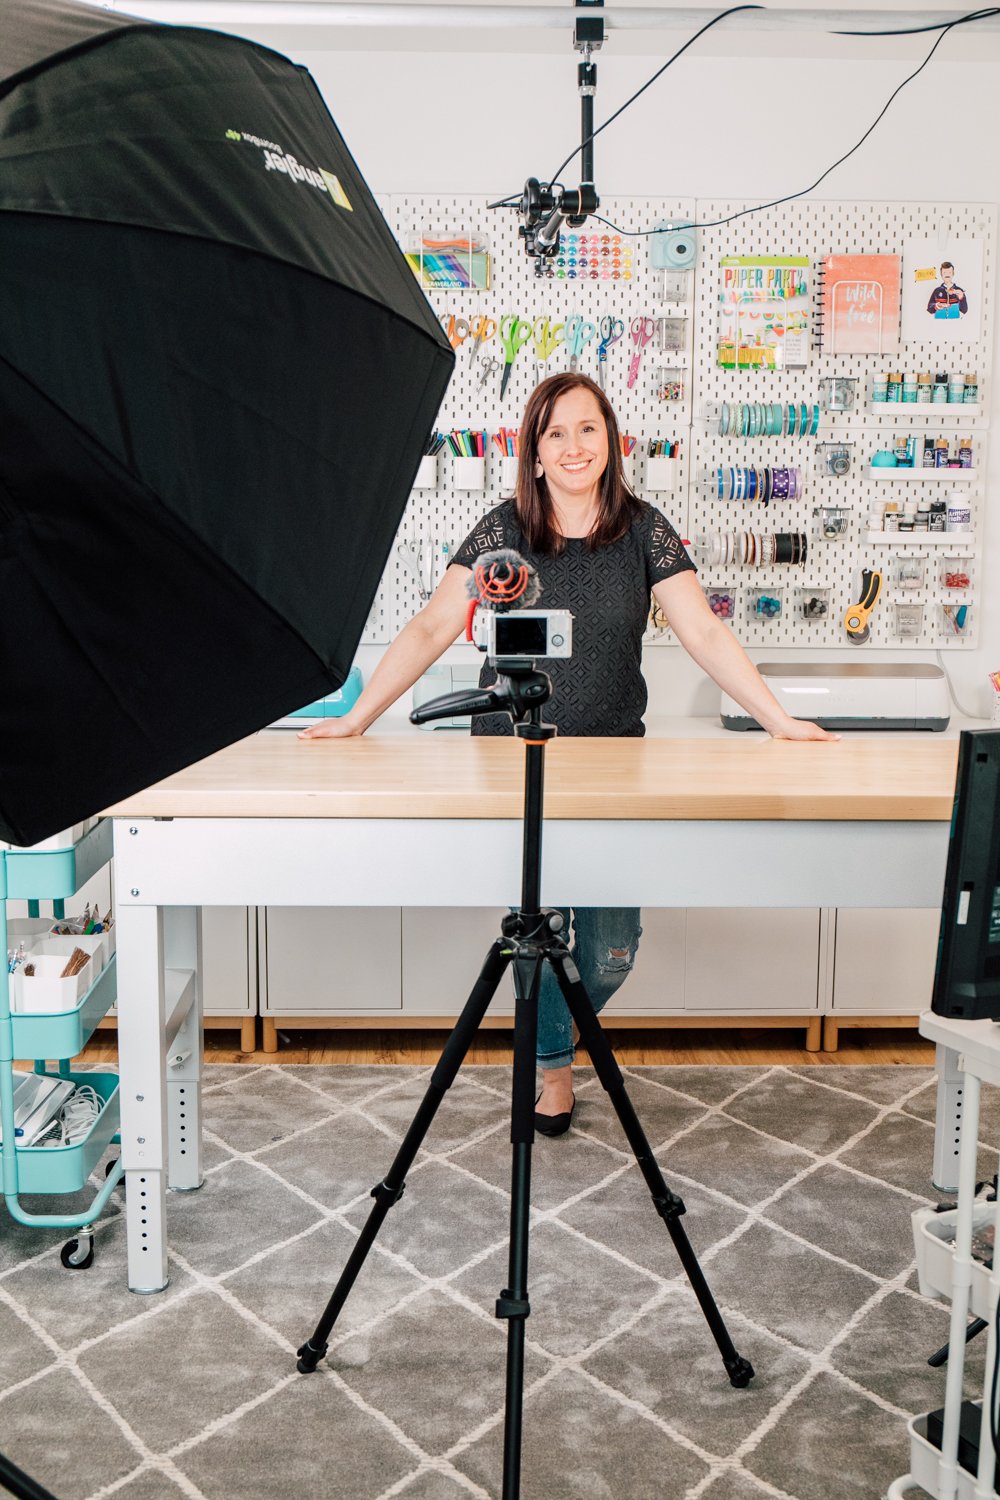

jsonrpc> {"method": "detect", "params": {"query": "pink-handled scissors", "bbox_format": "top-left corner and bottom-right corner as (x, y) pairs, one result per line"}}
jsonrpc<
(627, 315), (656, 389)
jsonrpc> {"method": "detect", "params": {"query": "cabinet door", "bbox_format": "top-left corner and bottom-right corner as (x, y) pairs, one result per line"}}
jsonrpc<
(832, 907), (938, 1014)
(603, 908), (685, 1013)
(201, 907), (254, 1017)
(262, 908), (402, 1013)
(684, 909), (820, 1012)
(402, 908), (512, 1014)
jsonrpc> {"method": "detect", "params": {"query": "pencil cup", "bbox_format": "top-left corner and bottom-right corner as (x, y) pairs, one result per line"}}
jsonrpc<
(498, 456), (520, 493)
(644, 455), (679, 492)
(453, 456), (486, 491)
(413, 454), (438, 489)
(992, 695), (1000, 727)
(620, 455), (636, 489)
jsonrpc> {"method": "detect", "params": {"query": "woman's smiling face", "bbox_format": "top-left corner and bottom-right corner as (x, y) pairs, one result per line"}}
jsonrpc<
(535, 386), (609, 507)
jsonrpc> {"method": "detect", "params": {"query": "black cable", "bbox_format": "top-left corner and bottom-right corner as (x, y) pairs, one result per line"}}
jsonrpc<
(993, 1273), (1000, 1464)
(833, 7), (999, 37)
(489, 5), (998, 236)
(587, 8), (972, 239)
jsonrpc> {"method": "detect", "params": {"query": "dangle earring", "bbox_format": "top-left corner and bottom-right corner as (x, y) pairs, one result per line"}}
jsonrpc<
(535, 462), (544, 478)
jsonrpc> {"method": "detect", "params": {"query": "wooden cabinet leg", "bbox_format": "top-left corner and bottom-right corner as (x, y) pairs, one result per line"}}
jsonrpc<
(240, 1016), (257, 1054)
(822, 1017), (839, 1053)
(261, 1017), (278, 1054)
(805, 1016), (822, 1053)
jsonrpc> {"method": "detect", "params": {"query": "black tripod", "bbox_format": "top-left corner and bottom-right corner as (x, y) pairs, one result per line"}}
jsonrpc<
(296, 662), (754, 1498)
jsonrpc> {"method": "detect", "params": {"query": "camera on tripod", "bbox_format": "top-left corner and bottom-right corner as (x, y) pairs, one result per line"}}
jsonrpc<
(472, 608), (574, 662)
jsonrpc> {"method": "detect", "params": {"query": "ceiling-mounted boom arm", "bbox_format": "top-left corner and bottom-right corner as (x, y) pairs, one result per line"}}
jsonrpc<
(518, 0), (603, 268)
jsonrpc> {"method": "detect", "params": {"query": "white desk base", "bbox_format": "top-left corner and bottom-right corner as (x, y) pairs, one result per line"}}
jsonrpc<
(112, 815), (949, 1293)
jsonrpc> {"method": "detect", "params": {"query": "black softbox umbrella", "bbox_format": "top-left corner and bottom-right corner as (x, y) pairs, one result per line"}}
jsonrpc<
(0, 0), (453, 845)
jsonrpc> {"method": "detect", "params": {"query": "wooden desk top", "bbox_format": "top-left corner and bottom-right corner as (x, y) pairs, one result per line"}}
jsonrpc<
(104, 732), (960, 822)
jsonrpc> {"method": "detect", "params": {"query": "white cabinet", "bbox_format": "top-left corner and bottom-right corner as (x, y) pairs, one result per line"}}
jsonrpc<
(685, 909), (821, 1013)
(260, 907), (402, 1014)
(401, 908), (512, 1014)
(201, 907), (255, 1018)
(604, 907), (685, 1012)
(831, 908), (939, 1015)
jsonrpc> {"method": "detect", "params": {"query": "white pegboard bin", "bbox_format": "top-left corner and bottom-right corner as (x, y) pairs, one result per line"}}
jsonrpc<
(360, 195), (992, 654)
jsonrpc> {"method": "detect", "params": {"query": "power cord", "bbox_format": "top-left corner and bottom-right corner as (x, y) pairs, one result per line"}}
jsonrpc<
(489, 7), (1000, 236)
(36, 1084), (103, 1149)
(935, 650), (983, 722)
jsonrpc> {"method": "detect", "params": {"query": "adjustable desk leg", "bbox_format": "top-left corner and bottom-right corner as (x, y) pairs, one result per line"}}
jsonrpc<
(933, 1043), (964, 1194)
(116, 904), (169, 1293)
(165, 907), (203, 1193)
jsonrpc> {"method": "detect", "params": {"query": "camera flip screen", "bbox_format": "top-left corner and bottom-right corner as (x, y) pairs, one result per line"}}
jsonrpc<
(495, 615), (549, 655)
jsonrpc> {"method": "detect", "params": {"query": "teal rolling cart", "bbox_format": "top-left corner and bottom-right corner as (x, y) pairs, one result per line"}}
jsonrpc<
(0, 820), (123, 1269)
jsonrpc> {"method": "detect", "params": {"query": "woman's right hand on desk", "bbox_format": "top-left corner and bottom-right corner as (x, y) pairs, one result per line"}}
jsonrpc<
(297, 715), (364, 740)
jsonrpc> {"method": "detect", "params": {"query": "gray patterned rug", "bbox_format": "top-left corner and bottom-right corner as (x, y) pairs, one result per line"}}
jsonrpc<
(1, 1062), (995, 1500)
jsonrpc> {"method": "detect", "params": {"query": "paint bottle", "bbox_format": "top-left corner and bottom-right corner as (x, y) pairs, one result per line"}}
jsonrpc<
(963, 373), (978, 404)
(933, 372), (949, 404)
(929, 497), (947, 533)
(946, 489), (972, 533)
(916, 372), (933, 404)
(886, 372), (903, 403)
(934, 437), (950, 468)
(922, 436), (935, 469)
(959, 436), (973, 468)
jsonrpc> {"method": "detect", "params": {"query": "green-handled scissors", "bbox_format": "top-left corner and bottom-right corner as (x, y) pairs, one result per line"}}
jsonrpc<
(499, 313), (533, 400)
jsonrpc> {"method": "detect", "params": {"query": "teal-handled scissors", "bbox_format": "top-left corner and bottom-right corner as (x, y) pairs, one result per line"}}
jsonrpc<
(466, 314), (497, 365)
(627, 315), (656, 389)
(563, 312), (598, 372)
(597, 315), (624, 390)
(499, 313), (533, 400)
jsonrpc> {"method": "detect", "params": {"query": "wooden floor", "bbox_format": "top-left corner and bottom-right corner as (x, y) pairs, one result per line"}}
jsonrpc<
(80, 1025), (936, 1068)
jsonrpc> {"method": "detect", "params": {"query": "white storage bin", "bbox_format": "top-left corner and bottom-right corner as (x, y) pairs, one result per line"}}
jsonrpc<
(43, 930), (111, 973)
(912, 1203), (996, 1320)
(498, 456), (520, 492)
(620, 454), (636, 489)
(12, 951), (95, 1014)
(645, 455), (679, 492)
(413, 454), (438, 489)
(452, 456), (486, 491)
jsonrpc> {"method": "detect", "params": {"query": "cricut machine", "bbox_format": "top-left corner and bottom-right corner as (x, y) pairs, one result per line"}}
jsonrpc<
(412, 663), (482, 729)
(269, 664), (364, 729)
(721, 663), (950, 732)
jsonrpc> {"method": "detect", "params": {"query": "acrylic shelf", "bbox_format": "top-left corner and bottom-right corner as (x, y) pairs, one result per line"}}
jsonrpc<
(865, 468), (978, 481)
(864, 532), (975, 547)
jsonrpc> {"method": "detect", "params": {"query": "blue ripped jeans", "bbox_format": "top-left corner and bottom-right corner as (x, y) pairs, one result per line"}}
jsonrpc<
(532, 907), (643, 1070)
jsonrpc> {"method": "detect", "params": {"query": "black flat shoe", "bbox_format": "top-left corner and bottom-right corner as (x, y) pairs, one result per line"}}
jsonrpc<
(534, 1094), (576, 1138)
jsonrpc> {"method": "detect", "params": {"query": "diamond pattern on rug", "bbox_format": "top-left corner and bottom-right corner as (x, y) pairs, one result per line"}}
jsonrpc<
(0, 1062), (963, 1500)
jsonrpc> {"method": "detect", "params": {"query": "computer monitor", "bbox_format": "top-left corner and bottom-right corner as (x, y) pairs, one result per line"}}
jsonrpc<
(931, 728), (1000, 1021)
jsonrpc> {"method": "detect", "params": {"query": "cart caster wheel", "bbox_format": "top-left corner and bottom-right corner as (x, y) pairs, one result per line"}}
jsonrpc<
(60, 1236), (94, 1270)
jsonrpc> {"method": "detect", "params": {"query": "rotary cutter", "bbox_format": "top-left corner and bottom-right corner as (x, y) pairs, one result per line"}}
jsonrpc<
(844, 569), (882, 645)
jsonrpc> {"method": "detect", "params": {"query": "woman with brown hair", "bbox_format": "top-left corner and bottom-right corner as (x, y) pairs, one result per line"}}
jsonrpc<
(302, 372), (834, 1133)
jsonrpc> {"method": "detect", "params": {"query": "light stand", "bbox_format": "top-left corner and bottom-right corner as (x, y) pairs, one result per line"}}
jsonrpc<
(295, 661), (754, 1500)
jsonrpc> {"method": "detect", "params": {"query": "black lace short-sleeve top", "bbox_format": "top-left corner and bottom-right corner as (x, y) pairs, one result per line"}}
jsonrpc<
(450, 499), (696, 737)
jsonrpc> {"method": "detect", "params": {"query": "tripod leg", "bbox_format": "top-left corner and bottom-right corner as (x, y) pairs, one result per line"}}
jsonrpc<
(296, 938), (513, 1374)
(548, 946), (754, 1390)
(497, 950), (542, 1500)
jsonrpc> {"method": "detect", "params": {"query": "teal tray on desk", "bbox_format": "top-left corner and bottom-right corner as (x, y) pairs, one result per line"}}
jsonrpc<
(11, 956), (116, 1060)
(13, 1069), (120, 1195)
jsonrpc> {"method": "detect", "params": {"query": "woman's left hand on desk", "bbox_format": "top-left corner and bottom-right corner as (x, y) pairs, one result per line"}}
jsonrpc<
(770, 717), (840, 743)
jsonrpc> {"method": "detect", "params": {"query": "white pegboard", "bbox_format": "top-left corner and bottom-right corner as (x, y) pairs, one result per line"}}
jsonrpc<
(690, 199), (993, 650)
(361, 193), (696, 643)
(362, 194), (992, 655)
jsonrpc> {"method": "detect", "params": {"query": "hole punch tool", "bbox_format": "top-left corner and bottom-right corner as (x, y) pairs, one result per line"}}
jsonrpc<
(844, 568), (882, 645)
